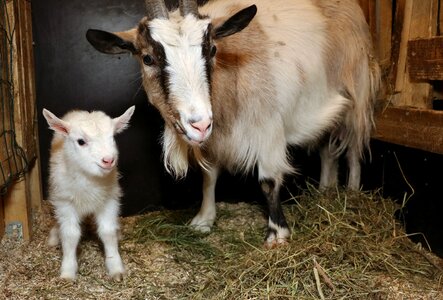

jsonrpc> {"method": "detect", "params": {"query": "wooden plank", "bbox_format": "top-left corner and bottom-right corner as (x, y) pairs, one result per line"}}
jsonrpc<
(1, 0), (41, 240)
(0, 0), (15, 191)
(388, 0), (406, 93)
(358, 0), (377, 45)
(392, 0), (438, 109)
(29, 158), (42, 213)
(374, 106), (443, 154)
(2, 0), (31, 240)
(3, 179), (32, 240)
(394, 0), (413, 93)
(376, 0), (393, 69)
(0, 196), (4, 238)
(408, 36), (443, 80)
(439, 0), (443, 35)
(23, 0), (42, 219)
(375, 0), (393, 99)
(20, 0), (36, 161)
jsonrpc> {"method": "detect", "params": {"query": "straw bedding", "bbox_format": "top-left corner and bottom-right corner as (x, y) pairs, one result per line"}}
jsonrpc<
(1, 187), (442, 299)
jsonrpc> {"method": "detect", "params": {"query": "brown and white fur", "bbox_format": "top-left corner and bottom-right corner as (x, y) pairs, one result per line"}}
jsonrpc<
(86, 0), (380, 248)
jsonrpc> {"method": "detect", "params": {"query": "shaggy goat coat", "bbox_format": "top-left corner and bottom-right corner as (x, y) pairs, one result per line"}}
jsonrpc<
(86, 0), (380, 247)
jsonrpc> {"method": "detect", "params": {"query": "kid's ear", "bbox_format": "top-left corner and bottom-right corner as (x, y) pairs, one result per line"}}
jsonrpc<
(42, 109), (70, 136)
(213, 5), (257, 39)
(113, 105), (135, 134)
(86, 28), (138, 54)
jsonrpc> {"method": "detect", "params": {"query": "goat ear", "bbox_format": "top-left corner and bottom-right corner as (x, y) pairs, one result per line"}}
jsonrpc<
(113, 105), (135, 134)
(213, 5), (257, 39)
(86, 29), (137, 54)
(42, 109), (70, 136)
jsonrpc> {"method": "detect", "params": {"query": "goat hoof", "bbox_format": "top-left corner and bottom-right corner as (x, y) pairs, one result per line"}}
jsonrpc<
(60, 273), (77, 281)
(264, 229), (290, 249)
(190, 224), (211, 233)
(264, 238), (289, 249)
(111, 272), (124, 282)
(190, 215), (214, 233)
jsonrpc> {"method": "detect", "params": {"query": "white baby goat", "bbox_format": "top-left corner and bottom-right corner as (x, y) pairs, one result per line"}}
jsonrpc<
(43, 106), (135, 280)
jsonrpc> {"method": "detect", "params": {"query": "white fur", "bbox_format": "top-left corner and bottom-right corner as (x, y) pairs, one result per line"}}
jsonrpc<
(43, 106), (134, 280)
(190, 167), (218, 232)
(265, 218), (291, 249)
(151, 13), (213, 144)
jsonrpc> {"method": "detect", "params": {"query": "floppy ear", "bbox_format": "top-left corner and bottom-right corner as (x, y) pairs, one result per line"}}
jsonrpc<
(213, 5), (257, 39)
(42, 109), (70, 136)
(113, 105), (135, 134)
(86, 28), (138, 54)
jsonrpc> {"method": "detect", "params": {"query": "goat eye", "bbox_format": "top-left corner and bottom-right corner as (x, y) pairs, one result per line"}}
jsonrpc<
(77, 139), (86, 146)
(210, 45), (217, 58)
(143, 55), (154, 66)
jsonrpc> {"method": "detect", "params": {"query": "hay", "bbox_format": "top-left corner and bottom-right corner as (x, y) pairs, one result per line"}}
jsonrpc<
(1, 187), (442, 299)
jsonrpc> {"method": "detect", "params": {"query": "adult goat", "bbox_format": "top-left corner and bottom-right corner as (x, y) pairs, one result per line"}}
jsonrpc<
(86, 0), (380, 247)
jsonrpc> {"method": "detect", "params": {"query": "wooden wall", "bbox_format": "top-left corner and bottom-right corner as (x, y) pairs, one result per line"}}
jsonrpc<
(0, 0), (42, 240)
(358, 0), (443, 155)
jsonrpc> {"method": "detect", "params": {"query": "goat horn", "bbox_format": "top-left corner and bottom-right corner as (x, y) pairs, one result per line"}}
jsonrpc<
(179, 0), (198, 17)
(145, 0), (168, 20)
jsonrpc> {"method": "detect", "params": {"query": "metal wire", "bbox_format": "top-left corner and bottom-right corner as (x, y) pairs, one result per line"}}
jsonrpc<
(0, 0), (30, 195)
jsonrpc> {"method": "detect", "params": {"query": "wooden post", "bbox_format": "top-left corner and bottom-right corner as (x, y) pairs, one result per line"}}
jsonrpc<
(439, 0), (443, 35)
(0, 197), (4, 238)
(375, 106), (443, 154)
(1, 0), (41, 241)
(376, 0), (393, 69)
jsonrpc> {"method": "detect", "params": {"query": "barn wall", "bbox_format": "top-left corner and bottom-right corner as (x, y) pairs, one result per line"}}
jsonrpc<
(33, 0), (167, 215)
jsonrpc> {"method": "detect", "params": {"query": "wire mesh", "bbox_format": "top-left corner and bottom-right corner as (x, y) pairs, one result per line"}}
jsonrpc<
(0, 0), (31, 196)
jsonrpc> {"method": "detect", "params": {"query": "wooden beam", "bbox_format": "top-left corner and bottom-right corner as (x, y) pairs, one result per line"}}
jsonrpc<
(439, 0), (443, 35)
(394, 0), (413, 93)
(0, 197), (4, 238)
(376, 0), (393, 69)
(408, 36), (443, 80)
(374, 106), (443, 154)
(391, 0), (438, 109)
(388, 0), (406, 92)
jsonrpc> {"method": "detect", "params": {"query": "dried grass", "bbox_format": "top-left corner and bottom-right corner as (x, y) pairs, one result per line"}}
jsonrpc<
(1, 187), (443, 299)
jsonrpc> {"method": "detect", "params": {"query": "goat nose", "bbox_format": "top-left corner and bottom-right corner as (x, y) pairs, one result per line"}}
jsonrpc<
(102, 157), (115, 168)
(190, 119), (212, 134)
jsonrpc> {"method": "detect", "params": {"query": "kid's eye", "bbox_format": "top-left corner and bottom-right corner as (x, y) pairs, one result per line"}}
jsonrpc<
(77, 139), (86, 146)
(143, 55), (154, 66)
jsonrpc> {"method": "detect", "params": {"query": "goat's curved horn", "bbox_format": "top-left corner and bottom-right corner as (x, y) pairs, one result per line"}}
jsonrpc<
(145, 0), (168, 20)
(179, 0), (198, 17)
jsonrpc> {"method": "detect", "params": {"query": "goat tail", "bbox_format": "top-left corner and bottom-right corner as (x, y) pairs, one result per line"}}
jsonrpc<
(364, 54), (381, 159)
(352, 53), (381, 161)
(330, 53), (381, 161)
